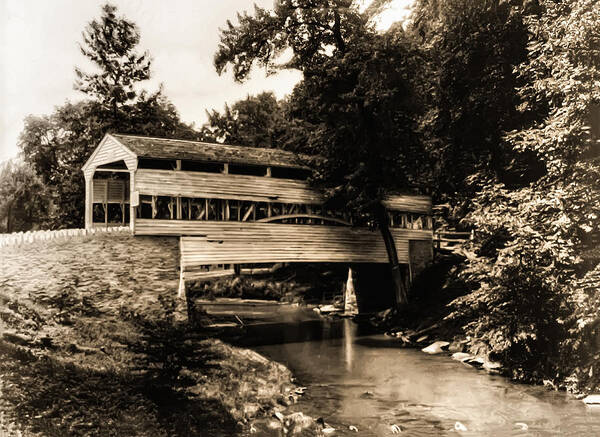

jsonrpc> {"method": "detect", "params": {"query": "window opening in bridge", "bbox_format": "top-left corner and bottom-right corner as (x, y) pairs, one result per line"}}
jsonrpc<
(91, 172), (130, 227)
(270, 166), (310, 180)
(228, 164), (267, 177)
(138, 158), (176, 170)
(388, 212), (433, 230)
(180, 161), (223, 173)
(136, 195), (432, 228)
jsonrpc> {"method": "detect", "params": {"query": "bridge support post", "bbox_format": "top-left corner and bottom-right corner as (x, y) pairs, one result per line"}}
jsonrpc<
(343, 267), (358, 315)
(175, 238), (189, 322)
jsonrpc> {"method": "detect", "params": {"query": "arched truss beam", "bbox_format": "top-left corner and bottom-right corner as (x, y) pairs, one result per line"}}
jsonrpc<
(256, 214), (351, 226)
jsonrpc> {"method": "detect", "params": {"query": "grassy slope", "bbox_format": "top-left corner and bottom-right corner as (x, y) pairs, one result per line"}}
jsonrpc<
(0, 234), (293, 436)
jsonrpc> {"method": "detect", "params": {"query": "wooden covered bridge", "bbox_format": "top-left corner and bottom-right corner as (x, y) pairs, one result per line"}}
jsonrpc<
(82, 133), (433, 296)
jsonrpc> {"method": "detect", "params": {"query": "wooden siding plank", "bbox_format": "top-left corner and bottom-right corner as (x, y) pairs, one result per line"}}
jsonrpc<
(134, 169), (322, 204)
(135, 219), (432, 265)
(382, 194), (432, 214)
(92, 179), (130, 203)
(134, 219), (432, 241)
(86, 135), (137, 171)
(134, 169), (431, 212)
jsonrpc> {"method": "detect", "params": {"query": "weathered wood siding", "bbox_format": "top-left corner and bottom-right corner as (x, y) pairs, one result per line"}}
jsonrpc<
(83, 135), (137, 177)
(134, 169), (431, 213)
(409, 239), (434, 279)
(92, 179), (129, 203)
(134, 219), (431, 265)
(134, 169), (322, 204)
(382, 195), (432, 214)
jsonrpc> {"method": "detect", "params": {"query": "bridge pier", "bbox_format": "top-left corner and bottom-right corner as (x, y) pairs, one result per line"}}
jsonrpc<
(343, 267), (358, 315)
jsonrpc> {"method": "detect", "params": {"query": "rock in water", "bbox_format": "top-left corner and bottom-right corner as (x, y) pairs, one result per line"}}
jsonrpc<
(465, 357), (485, 368)
(451, 352), (472, 362)
(422, 341), (450, 354)
(483, 360), (502, 372)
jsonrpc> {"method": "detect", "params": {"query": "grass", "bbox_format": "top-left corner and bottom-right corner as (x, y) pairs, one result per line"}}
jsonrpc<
(0, 233), (294, 436)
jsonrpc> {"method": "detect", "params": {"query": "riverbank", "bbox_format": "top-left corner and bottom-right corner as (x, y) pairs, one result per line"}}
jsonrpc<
(372, 252), (600, 396)
(0, 234), (300, 436)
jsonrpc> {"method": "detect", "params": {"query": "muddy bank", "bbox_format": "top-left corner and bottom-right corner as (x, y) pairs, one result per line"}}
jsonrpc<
(0, 233), (300, 436)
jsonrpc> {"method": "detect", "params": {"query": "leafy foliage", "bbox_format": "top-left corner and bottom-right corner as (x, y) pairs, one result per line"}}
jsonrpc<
(75, 3), (151, 118)
(410, 0), (543, 201)
(214, 0), (366, 81)
(204, 92), (288, 148)
(441, 0), (600, 387)
(0, 160), (51, 232)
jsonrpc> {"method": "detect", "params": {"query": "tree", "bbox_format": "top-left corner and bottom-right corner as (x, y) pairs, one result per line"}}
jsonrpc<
(202, 91), (312, 151)
(75, 3), (151, 123)
(214, 0), (366, 81)
(204, 92), (286, 148)
(409, 0), (540, 203)
(215, 1), (428, 305)
(0, 160), (51, 233)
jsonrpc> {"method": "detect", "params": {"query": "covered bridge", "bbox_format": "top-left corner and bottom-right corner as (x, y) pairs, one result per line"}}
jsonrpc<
(82, 134), (433, 285)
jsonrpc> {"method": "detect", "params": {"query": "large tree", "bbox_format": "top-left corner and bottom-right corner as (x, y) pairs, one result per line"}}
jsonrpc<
(215, 1), (428, 305)
(214, 0), (366, 80)
(204, 92), (288, 148)
(75, 3), (151, 123)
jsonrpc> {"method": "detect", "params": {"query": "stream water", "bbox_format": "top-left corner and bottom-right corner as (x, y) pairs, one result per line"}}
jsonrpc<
(203, 300), (600, 436)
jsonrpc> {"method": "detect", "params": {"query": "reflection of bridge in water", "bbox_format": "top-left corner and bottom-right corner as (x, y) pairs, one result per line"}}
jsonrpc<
(82, 134), (434, 302)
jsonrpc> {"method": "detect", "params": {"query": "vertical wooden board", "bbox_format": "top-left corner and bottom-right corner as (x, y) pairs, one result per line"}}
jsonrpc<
(84, 176), (93, 229)
(129, 171), (136, 233)
(409, 240), (433, 279)
(85, 135), (137, 171)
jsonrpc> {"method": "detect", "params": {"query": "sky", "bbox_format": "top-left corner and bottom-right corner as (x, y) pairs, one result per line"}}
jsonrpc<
(0, 0), (413, 162)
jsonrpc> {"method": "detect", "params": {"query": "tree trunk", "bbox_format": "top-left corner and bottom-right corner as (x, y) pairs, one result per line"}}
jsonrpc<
(375, 203), (408, 307)
(6, 200), (14, 233)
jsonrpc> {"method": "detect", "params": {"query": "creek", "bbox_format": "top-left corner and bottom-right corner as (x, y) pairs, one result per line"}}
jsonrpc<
(202, 299), (600, 436)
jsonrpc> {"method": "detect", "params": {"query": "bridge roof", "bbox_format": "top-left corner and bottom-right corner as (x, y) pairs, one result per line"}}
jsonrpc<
(110, 134), (311, 170)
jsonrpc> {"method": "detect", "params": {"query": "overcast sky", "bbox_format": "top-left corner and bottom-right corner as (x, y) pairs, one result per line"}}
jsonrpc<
(0, 0), (412, 162)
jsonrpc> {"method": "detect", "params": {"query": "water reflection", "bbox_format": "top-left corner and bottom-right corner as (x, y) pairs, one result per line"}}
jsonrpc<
(253, 321), (600, 436)
(201, 301), (600, 436)
(344, 318), (354, 372)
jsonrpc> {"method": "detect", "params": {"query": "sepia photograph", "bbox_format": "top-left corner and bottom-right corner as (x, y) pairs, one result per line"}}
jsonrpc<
(2, 0), (600, 435)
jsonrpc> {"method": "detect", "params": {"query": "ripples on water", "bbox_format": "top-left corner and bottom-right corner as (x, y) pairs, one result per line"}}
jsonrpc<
(204, 301), (600, 436)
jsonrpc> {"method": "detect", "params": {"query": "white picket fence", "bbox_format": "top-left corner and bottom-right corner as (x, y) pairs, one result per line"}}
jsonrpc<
(0, 226), (130, 248)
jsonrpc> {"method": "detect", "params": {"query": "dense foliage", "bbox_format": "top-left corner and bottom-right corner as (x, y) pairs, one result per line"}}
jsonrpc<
(441, 0), (600, 388)
(203, 92), (292, 149)
(410, 0), (544, 201)
(0, 160), (50, 233)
